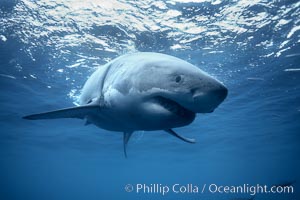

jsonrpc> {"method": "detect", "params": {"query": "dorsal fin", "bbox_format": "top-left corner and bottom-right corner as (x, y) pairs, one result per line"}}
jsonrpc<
(123, 132), (133, 158)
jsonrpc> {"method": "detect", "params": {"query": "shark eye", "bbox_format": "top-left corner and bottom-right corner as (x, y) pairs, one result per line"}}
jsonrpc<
(175, 75), (182, 83)
(87, 99), (93, 104)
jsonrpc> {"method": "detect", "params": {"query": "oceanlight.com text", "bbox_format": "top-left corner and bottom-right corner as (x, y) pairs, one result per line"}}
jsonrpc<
(124, 183), (294, 196)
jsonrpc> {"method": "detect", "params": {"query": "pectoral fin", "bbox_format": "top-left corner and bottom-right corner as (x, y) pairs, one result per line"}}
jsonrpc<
(165, 129), (196, 143)
(123, 132), (133, 158)
(23, 105), (100, 120)
(84, 119), (92, 126)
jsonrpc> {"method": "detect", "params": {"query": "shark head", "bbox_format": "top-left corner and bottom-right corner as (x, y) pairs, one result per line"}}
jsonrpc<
(155, 68), (228, 114)
(123, 53), (228, 116)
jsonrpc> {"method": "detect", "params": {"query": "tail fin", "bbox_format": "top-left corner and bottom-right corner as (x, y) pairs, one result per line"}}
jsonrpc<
(23, 105), (100, 120)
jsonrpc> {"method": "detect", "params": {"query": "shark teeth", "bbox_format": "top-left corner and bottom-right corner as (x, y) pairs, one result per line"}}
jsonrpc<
(154, 96), (194, 118)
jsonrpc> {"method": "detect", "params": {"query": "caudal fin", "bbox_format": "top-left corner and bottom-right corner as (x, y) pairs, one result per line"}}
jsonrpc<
(23, 105), (100, 120)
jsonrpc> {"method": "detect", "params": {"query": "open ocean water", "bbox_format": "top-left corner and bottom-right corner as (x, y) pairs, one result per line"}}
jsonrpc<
(0, 0), (299, 200)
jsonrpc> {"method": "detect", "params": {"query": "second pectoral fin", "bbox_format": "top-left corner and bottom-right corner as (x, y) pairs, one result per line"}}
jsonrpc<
(165, 129), (196, 144)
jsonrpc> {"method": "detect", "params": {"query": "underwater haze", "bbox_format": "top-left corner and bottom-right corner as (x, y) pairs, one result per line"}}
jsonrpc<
(0, 0), (299, 199)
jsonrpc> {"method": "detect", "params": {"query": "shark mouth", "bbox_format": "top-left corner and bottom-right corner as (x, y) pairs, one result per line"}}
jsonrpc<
(154, 96), (195, 118)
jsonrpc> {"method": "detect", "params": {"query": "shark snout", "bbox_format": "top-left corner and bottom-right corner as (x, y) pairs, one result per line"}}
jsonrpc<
(210, 83), (228, 102)
(191, 81), (228, 113)
(192, 83), (227, 100)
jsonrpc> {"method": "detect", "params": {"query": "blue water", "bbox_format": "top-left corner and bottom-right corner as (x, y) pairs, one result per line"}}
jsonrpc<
(0, 0), (299, 200)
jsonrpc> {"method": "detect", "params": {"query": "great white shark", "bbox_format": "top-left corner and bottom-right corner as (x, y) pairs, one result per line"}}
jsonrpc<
(23, 52), (228, 157)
